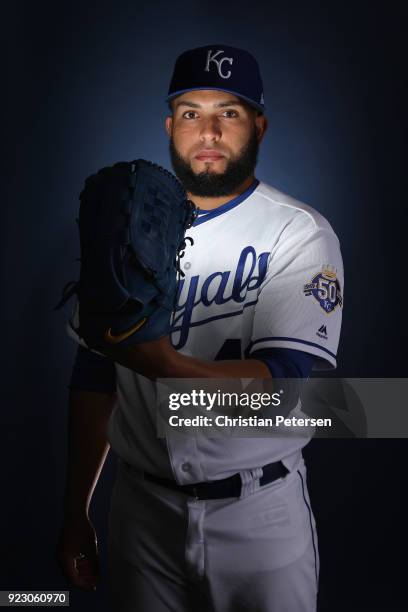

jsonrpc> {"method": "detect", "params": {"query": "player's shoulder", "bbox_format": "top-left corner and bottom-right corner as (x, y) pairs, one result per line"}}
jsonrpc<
(254, 180), (337, 236)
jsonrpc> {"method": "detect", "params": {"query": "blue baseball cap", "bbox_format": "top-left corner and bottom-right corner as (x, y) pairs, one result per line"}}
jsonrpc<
(167, 45), (265, 112)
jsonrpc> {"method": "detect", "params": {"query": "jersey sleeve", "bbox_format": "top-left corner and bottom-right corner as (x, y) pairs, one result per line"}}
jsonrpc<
(65, 298), (117, 393)
(247, 213), (344, 369)
(66, 297), (107, 356)
(250, 347), (315, 379)
(69, 345), (117, 393)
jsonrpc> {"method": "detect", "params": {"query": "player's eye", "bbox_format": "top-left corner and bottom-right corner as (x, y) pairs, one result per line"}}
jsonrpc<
(182, 111), (198, 119)
(222, 109), (238, 118)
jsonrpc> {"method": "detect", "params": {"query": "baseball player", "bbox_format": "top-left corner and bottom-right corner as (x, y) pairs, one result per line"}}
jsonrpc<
(57, 45), (343, 612)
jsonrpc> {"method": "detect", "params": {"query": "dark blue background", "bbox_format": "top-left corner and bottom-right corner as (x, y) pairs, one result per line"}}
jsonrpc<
(2, 1), (406, 610)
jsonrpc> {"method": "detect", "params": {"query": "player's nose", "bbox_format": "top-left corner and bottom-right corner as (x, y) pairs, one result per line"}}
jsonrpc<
(199, 116), (222, 143)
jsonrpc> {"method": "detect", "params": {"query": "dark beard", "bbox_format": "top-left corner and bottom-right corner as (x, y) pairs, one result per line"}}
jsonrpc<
(169, 129), (259, 197)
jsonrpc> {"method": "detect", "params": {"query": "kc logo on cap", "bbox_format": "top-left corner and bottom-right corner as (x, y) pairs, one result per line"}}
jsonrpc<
(167, 44), (265, 113)
(204, 49), (233, 79)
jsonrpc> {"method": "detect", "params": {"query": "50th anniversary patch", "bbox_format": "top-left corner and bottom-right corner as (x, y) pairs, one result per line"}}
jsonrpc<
(303, 266), (343, 314)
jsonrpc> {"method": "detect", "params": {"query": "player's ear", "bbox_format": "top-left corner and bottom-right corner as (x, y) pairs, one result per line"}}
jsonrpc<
(255, 113), (268, 142)
(165, 116), (173, 138)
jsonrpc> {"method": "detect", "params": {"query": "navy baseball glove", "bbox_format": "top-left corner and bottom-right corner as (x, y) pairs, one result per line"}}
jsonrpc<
(56, 159), (197, 351)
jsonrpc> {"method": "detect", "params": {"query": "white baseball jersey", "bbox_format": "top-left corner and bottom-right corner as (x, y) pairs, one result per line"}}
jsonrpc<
(68, 179), (344, 483)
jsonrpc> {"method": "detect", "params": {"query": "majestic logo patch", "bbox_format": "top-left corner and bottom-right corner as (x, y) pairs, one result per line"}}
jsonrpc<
(304, 266), (343, 314)
(204, 49), (233, 79)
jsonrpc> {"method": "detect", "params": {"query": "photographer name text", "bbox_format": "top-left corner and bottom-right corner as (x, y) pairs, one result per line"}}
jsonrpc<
(167, 414), (332, 428)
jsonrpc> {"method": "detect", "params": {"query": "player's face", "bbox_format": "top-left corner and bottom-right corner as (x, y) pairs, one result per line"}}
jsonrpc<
(165, 90), (267, 196)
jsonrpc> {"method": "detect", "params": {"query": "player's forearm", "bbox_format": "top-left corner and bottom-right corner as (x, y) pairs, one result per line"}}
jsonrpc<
(160, 351), (271, 378)
(63, 389), (115, 519)
(102, 337), (271, 379)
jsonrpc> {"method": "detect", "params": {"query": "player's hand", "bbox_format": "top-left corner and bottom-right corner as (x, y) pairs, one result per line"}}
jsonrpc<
(56, 515), (99, 591)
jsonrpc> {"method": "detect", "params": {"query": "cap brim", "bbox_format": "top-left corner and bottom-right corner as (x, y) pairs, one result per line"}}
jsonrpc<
(166, 87), (265, 113)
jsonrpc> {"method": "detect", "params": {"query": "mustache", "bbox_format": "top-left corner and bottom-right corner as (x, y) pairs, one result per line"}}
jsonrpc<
(193, 147), (229, 157)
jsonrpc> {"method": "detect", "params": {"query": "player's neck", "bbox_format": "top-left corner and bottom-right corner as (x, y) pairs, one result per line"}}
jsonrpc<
(187, 175), (256, 211)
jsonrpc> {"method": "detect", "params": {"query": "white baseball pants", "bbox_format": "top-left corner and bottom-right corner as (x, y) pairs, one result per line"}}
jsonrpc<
(107, 456), (319, 612)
